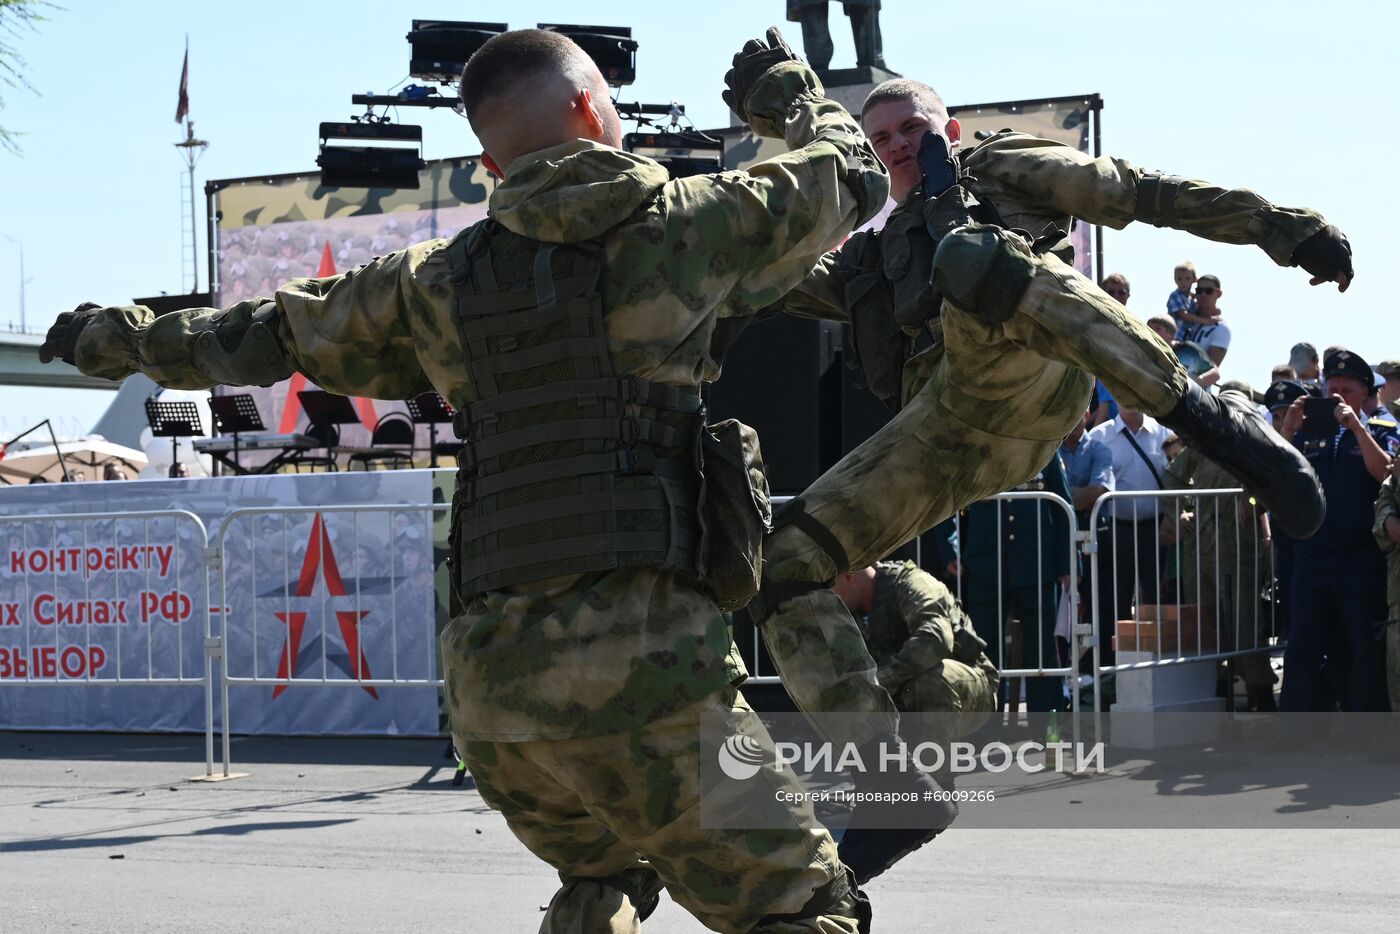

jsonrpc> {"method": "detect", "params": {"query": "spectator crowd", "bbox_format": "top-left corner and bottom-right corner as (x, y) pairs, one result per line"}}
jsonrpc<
(1073, 261), (1400, 720)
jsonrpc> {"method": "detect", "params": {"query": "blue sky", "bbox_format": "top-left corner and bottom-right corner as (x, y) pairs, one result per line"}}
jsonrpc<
(0, 0), (1394, 435)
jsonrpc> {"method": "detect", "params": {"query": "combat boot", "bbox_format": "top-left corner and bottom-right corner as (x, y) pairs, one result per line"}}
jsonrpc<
(836, 732), (958, 884)
(1158, 383), (1325, 539)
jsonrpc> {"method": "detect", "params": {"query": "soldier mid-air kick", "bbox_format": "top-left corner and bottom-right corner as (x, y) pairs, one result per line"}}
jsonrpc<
(754, 76), (1353, 880)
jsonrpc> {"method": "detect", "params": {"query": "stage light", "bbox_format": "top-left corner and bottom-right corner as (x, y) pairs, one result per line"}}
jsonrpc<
(624, 131), (725, 179)
(539, 24), (637, 87)
(317, 122), (426, 190)
(407, 20), (508, 85)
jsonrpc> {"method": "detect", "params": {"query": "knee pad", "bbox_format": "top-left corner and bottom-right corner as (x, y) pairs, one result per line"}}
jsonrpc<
(753, 866), (870, 933)
(931, 224), (1037, 324)
(558, 867), (663, 923)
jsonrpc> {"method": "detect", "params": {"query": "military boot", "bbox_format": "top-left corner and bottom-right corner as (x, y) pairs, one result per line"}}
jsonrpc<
(836, 732), (958, 884)
(1158, 383), (1325, 539)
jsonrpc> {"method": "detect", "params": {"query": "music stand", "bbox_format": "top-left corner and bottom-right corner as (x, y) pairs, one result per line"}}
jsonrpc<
(144, 398), (205, 477)
(297, 391), (362, 471)
(208, 393), (265, 475)
(405, 392), (455, 467)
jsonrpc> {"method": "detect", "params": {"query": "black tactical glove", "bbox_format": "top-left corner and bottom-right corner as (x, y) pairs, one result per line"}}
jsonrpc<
(921, 184), (979, 242)
(1291, 225), (1354, 290)
(915, 132), (977, 240)
(722, 26), (801, 126)
(38, 302), (103, 365)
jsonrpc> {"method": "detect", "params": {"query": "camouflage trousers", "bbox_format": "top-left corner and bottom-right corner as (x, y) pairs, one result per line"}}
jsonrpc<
(890, 658), (998, 744)
(761, 251), (1188, 743)
(459, 686), (865, 934)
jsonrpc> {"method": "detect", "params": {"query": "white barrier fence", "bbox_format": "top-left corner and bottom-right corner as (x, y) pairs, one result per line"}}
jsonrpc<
(1087, 486), (1275, 743)
(1, 487), (1276, 772)
(213, 503), (450, 775)
(0, 509), (217, 776)
(947, 491), (1087, 742)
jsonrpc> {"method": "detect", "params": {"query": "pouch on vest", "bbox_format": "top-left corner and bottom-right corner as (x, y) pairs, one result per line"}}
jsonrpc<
(951, 624), (990, 669)
(697, 418), (773, 611)
(841, 231), (909, 412)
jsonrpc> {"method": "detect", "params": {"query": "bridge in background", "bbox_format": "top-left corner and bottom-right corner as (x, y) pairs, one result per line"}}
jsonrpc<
(0, 331), (119, 390)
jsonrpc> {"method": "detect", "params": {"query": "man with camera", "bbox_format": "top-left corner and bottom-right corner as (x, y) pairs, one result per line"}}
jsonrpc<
(1278, 350), (1400, 712)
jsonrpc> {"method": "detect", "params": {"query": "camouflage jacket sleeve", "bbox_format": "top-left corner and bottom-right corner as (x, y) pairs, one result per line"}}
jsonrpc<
(72, 243), (438, 398)
(661, 62), (886, 317)
(774, 250), (852, 323)
(964, 132), (1328, 266)
(879, 569), (959, 688)
(1376, 476), (1400, 554)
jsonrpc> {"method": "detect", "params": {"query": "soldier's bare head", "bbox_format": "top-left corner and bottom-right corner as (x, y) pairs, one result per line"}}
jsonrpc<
(459, 29), (623, 178)
(861, 79), (961, 203)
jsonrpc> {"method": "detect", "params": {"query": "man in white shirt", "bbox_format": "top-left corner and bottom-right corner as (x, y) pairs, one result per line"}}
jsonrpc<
(1180, 274), (1232, 366)
(1087, 408), (1172, 666)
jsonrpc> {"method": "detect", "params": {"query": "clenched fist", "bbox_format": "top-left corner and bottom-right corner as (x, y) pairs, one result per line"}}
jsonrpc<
(38, 302), (103, 366)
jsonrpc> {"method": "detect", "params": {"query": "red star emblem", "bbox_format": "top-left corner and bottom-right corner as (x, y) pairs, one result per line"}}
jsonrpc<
(272, 512), (377, 699)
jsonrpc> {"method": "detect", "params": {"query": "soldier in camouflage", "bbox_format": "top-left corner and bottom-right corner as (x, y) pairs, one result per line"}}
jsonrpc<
(39, 27), (893, 934)
(1163, 393), (1277, 711)
(1376, 459), (1400, 715)
(754, 76), (1354, 881)
(832, 560), (997, 736)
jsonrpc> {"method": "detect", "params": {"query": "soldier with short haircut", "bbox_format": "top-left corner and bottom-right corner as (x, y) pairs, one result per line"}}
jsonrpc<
(40, 27), (891, 934)
(755, 75), (1352, 880)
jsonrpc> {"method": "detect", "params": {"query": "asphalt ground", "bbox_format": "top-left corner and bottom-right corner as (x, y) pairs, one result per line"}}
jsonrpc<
(3, 730), (1400, 933)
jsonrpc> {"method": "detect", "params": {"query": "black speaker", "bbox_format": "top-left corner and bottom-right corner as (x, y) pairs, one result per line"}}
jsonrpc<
(706, 315), (899, 494)
(706, 316), (833, 494)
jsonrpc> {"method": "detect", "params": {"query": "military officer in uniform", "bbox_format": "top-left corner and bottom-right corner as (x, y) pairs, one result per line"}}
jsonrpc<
(1278, 350), (1400, 713)
(1372, 459), (1394, 716)
(1377, 360), (1400, 423)
(1163, 389), (1277, 711)
(1264, 379), (1314, 645)
(39, 27), (889, 934)
(1374, 458), (1400, 717)
(932, 456), (1075, 713)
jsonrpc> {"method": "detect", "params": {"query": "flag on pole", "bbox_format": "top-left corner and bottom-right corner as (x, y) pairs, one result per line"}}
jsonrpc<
(175, 39), (190, 124)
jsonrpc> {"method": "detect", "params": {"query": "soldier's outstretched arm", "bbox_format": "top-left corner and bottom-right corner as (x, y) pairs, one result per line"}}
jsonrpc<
(668, 30), (887, 316)
(39, 243), (435, 399)
(963, 132), (1353, 290)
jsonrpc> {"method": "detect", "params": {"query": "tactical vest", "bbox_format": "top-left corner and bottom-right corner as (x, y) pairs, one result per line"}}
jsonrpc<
(444, 221), (702, 596)
(845, 164), (1067, 412)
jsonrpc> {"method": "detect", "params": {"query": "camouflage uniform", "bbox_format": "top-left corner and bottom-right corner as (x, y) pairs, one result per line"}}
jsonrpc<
(858, 560), (996, 735)
(1375, 475), (1400, 712)
(1163, 445), (1274, 694)
(57, 62), (884, 934)
(759, 130), (1332, 735)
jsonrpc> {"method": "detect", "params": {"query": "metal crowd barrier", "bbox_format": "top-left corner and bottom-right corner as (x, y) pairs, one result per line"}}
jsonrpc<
(1086, 487), (1274, 743)
(1, 489), (1277, 772)
(214, 503), (450, 774)
(947, 491), (1086, 743)
(0, 509), (218, 777)
(742, 492), (1086, 744)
